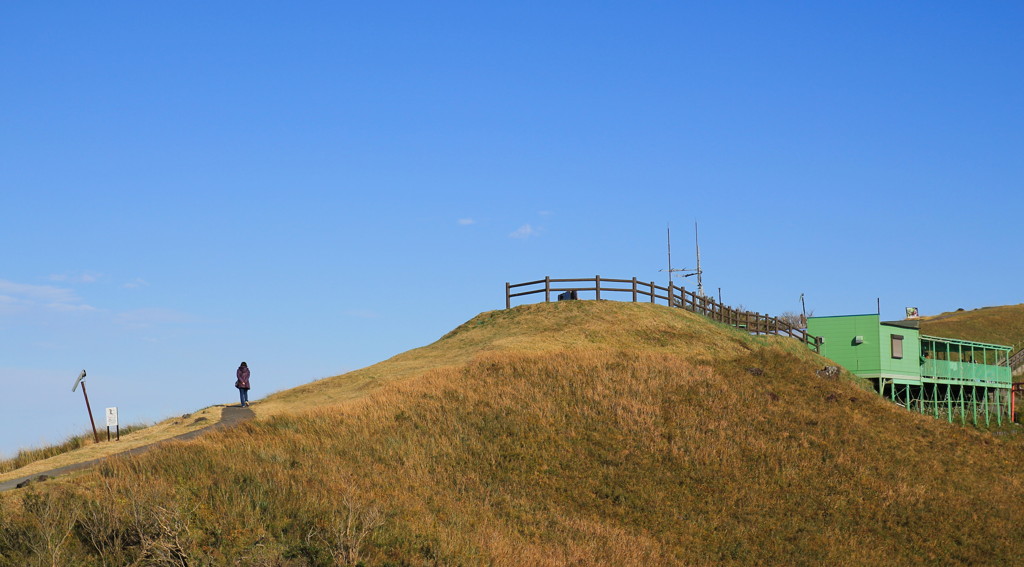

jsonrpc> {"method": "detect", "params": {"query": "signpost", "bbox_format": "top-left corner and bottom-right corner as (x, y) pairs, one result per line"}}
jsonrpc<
(71, 370), (99, 443)
(105, 405), (119, 442)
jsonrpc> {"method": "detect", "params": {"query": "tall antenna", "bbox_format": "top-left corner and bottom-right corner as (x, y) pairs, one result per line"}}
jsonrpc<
(667, 224), (673, 290)
(694, 221), (704, 297)
(660, 223), (702, 296)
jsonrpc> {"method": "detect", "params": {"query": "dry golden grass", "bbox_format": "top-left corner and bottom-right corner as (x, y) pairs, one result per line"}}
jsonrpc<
(0, 405), (223, 483)
(254, 301), (767, 417)
(3, 301), (1024, 565)
(919, 303), (1024, 352)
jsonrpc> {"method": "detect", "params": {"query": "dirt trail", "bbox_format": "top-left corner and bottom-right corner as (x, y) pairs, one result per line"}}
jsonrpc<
(0, 405), (254, 492)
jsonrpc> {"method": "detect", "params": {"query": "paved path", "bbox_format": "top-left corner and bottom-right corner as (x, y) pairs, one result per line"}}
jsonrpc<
(0, 405), (254, 492)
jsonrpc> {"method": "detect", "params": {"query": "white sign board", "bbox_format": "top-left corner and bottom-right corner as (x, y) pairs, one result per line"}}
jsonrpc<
(105, 407), (118, 427)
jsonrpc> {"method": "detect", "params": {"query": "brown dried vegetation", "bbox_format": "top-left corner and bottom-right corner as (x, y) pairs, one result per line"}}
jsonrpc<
(2, 301), (1024, 565)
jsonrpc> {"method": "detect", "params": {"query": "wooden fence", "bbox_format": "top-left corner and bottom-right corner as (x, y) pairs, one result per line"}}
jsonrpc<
(505, 276), (821, 352)
(1009, 349), (1024, 376)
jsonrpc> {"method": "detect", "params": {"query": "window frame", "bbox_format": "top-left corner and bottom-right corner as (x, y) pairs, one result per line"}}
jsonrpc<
(891, 334), (904, 359)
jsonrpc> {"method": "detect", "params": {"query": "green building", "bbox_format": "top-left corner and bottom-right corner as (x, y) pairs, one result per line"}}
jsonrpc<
(806, 314), (1013, 425)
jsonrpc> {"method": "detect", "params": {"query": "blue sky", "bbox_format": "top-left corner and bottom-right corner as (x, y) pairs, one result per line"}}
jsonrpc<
(1, 2), (1022, 456)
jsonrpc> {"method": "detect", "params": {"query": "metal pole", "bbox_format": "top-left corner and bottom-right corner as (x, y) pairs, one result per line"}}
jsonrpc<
(80, 381), (100, 443)
(1012, 385), (1016, 423)
(694, 222), (703, 297)
(666, 225), (673, 291)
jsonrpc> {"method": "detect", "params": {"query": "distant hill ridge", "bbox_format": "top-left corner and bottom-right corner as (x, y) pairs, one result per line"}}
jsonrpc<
(919, 303), (1024, 352)
(2, 300), (1023, 565)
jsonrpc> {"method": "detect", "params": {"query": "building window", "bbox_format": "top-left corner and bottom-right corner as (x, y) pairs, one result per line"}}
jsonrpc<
(891, 335), (904, 359)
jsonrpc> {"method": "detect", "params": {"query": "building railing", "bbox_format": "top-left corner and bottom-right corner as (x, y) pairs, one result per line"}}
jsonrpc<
(921, 359), (1012, 386)
(505, 276), (820, 352)
(1009, 349), (1024, 375)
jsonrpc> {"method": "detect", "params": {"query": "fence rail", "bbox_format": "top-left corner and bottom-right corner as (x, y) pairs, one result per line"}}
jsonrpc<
(505, 276), (820, 352)
(1010, 349), (1024, 375)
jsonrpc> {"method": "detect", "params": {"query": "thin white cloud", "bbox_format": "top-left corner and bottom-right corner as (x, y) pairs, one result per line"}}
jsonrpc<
(457, 218), (476, 226)
(48, 272), (101, 284)
(114, 308), (196, 329)
(346, 309), (379, 319)
(509, 224), (541, 239)
(0, 295), (32, 315)
(0, 280), (82, 304)
(0, 294), (29, 305)
(0, 280), (96, 314)
(46, 302), (98, 312)
(123, 278), (149, 289)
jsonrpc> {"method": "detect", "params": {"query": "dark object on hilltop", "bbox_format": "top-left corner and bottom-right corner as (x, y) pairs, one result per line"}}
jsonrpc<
(558, 290), (578, 301)
(816, 366), (841, 379)
(15, 475), (51, 489)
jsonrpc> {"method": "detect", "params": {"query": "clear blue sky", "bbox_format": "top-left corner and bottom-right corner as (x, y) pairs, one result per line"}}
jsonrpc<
(2, 2), (1022, 456)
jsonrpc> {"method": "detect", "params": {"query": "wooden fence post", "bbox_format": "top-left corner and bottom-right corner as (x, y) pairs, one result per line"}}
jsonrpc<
(632, 277), (637, 302)
(668, 282), (674, 307)
(545, 276), (550, 303)
(505, 282), (511, 309)
(650, 282), (656, 303)
(595, 275), (601, 301)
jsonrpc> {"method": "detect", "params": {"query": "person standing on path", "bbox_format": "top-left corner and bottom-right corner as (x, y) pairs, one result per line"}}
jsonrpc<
(236, 362), (251, 407)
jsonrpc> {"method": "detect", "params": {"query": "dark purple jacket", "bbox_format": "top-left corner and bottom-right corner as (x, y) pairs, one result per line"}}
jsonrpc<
(236, 366), (250, 390)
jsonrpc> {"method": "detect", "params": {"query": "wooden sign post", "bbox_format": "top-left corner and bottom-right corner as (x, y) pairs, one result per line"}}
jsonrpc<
(71, 370), (99, 443)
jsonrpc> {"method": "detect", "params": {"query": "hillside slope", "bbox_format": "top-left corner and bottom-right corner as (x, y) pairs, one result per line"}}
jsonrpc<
(919, 303), (1024, 352)
(2, 301), (1023, 566)
(255, 300), (844, 415)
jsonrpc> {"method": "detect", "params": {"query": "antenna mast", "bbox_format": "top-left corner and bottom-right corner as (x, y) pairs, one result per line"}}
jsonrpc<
(694, 221), (704, 297)
(660, 223), (702, 297)
(665, 224), (674, 290)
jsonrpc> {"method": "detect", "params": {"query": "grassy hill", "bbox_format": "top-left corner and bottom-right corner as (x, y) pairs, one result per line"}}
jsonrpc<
(2, 301), (1024, 566)
(919, 303), (1024, 352)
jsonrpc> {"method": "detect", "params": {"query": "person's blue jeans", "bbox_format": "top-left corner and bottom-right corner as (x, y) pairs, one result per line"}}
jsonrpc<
(239, 387), (249, 406)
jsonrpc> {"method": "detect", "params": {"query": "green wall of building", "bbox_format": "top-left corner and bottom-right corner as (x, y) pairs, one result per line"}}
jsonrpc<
(806, 314), (1013, 425)
(807, 314), (921, 380)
